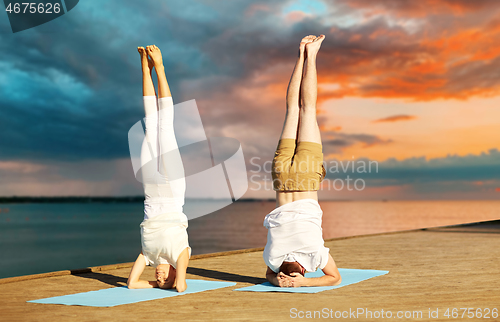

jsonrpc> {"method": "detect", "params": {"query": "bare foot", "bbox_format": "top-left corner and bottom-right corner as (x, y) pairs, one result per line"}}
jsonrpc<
(147, 45), (163, 68)
(305, 34), (325, 56)
(138, 46), (153, 72)
(300, 35), (316, 55)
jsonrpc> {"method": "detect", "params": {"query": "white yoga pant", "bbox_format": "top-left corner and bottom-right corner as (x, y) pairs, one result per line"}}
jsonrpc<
(141, 96), (186, 220)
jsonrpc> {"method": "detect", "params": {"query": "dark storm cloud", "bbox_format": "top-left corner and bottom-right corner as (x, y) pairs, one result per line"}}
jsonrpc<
(0, 0), (297, 162)
(322, 130), (393, 155)
(324, 149), (500, 186)
(2, 0), (500, 193)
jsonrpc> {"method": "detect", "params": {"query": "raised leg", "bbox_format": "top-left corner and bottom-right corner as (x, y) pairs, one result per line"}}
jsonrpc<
(147, 45), (172, 99)
(138, 46), (159, 187)
(148, 45), (186, 211)
(138, 47), (156, 98)
(297, 35), (325, 144)
(279, 35), (316, 141)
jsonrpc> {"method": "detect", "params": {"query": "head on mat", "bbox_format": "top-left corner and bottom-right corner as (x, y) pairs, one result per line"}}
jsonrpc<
(280, 262), (306, 276)
(279, 261), (305, 277)
(126, 44), (190, 293)
(155, 264), (176, 289)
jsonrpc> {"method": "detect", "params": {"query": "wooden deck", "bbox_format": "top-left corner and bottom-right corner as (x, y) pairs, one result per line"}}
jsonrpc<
(0, 221), (499, 321)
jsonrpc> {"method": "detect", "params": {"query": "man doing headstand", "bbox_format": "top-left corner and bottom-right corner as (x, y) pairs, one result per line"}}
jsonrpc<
(263, 35), (341, 288)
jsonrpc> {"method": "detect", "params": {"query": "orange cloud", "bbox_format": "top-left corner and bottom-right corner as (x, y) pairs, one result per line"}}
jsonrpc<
(314, 2), (500, 101)
(320, 125), (342, 132)
(341, 0), (498, 18)
(0, 161), (46, 173)
(286, 11), (309, 23)
(334, 122), (500, 161)
(373, 115), (417, 123)
(245, 4), (270, 17)
(348, 34), (363, 42)
(496, 188), (500, 192)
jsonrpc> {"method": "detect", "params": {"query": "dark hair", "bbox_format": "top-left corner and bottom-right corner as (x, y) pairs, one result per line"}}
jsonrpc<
(279, 261), (304, 276)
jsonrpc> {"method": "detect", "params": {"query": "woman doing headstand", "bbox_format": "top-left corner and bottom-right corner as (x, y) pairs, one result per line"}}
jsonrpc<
(127, 45), (190, 292)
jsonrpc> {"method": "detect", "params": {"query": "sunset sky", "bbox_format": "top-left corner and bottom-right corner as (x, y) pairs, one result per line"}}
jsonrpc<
(1, 0), (500, 199)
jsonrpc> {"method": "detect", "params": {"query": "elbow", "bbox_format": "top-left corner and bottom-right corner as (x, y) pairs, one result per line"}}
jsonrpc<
(325, 274), (341, 286)
(176, 285), (187, 293)
(127, 280), (136, 289)
(266, 274), (278, 286)
(266, 271), (276, 280)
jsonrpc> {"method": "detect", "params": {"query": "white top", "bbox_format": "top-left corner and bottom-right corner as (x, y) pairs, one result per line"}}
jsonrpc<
(263, 199), (330, 273)
(140, 212), (191, 268)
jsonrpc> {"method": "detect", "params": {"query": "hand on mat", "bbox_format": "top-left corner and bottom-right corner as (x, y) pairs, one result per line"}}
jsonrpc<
(277, 272), (294, 287)
(289, 272), (306, 287)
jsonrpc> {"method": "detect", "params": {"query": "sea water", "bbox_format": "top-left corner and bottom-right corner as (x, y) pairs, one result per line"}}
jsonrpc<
(0, 200), (499, 279)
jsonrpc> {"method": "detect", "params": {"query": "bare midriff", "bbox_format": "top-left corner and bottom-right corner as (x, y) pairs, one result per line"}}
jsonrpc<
(276, 191), (318, 207)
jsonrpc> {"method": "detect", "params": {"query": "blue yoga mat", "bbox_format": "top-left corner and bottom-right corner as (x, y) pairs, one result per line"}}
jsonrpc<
(234, 268), (388, 293)
(28, 279), (236, 307)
